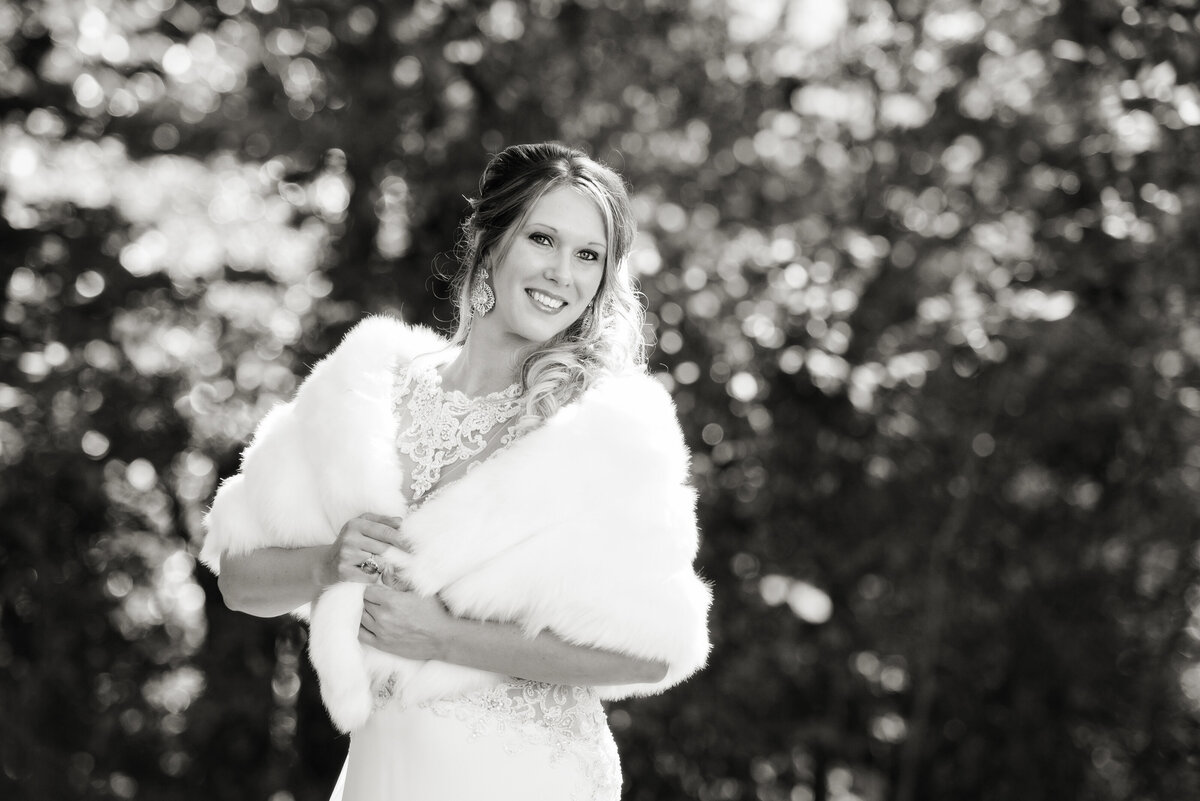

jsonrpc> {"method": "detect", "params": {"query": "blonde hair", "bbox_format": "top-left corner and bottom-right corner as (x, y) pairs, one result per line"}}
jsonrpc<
(448, 143), (645, 430)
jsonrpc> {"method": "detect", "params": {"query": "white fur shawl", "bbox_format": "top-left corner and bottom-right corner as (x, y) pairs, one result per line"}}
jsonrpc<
(201, 316), (711, 730)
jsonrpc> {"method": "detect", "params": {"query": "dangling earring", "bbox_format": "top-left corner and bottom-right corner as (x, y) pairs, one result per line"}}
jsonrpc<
(470, 265), (495, 317)
(578, 304), (594, 331)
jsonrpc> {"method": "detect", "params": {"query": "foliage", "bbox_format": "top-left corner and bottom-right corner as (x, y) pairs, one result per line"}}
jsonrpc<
(2, 0), (1199, 799)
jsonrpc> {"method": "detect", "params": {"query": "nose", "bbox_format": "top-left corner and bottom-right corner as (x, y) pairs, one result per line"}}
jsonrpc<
(543, 249), (572, 285)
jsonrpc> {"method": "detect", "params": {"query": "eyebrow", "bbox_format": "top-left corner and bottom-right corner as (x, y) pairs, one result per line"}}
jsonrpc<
(527, 223), (607, 250)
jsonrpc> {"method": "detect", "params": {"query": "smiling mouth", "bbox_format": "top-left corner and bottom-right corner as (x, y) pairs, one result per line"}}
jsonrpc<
(527, 289), (568, 312)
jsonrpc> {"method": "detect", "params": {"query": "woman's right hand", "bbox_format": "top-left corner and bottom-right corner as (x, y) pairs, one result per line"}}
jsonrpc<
(320, 513), (408, 587)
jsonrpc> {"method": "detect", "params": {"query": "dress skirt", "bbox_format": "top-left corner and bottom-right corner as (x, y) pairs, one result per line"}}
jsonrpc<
(328, 680), (622, 801)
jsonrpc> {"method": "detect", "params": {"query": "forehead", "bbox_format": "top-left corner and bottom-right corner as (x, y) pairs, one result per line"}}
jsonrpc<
(525, 185), (607, 246)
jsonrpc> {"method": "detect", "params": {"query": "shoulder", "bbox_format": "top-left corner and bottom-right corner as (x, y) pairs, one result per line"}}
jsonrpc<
(320, 315), (449, 377)
(565, 369), (688, 457)
(299, 315), (450, 398)
(580, 369), (680, 422)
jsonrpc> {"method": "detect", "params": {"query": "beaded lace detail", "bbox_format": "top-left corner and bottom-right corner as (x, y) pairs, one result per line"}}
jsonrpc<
(421, 681), (621, 801)
(393, 361), (523, 503)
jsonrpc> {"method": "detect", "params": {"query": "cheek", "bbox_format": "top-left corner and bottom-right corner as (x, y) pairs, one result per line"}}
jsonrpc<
(583, 268), (605, 302)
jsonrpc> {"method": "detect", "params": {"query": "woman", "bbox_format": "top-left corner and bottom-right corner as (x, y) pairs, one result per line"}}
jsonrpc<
(200, 143), (711, 800)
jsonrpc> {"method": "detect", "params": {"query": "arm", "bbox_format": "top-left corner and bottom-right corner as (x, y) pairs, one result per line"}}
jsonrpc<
(360, 583), (669, 686)
(440, 616), (670, 686)
(218, 546), (330, 618)
(216, 514), (408, 618)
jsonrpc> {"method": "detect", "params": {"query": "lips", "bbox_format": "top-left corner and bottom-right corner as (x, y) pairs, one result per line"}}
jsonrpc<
(526, 288), (568, 312)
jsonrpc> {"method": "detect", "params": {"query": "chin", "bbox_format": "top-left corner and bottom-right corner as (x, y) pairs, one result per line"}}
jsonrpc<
(516, 325), (572, 347)
(509, 315), (580, 346)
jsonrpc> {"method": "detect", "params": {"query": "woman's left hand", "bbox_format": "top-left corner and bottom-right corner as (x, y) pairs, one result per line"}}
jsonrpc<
(359, 574), (456, 661)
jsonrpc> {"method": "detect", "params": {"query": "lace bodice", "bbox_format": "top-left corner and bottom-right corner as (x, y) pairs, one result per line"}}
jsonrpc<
(393, 360), (523, 505)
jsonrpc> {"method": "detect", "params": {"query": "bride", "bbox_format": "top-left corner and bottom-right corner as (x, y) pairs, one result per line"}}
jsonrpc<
(200, 142), (711, 800)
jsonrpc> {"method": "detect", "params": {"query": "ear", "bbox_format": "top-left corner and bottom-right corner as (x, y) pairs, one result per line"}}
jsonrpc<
(476, 256), (497, 287)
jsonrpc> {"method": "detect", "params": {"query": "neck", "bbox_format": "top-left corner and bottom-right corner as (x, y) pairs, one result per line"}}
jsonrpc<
(440, 327), (525, 397)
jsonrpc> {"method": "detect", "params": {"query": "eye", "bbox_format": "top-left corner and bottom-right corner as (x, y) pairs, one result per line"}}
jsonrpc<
(578, 249), (601, 263)
(529, 232), (552, 247)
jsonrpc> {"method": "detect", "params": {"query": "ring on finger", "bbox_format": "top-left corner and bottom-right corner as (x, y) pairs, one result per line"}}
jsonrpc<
(358, 555), (382, 576)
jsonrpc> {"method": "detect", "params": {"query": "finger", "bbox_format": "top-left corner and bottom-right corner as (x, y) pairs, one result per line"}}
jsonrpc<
(338, 517), (399, 550)
(383, 569), (414, 591)
(358, 623), (375, 643)
(367, 582), (412, 602)
(359, 513), (405, 528)
(334, 555), (382, 584)
(344, 533), (391, 555)
(338, 570), (378, 585)
(332, 532), (389, 579)
(348, 518), (410, 551)
(335, 549), (385, 583)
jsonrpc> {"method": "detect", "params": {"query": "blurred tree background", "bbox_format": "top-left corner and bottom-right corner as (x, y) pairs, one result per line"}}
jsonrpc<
(3, 0), (1200, 799)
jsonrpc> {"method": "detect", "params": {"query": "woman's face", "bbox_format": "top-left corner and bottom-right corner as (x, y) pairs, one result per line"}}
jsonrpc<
(477, 185), (607, 348)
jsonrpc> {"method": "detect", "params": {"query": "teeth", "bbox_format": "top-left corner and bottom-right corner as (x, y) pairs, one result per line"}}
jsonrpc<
(529, 290), (566, 309)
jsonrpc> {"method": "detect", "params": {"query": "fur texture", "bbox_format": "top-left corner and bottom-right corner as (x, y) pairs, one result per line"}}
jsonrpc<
(201, 316), (711, 732)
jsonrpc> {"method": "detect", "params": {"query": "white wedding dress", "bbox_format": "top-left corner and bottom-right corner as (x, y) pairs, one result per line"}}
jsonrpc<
(327, 360), (622, 801)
